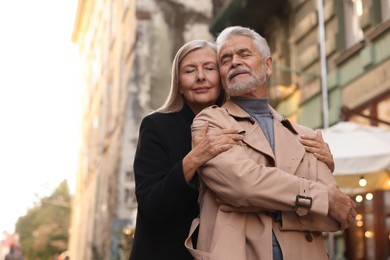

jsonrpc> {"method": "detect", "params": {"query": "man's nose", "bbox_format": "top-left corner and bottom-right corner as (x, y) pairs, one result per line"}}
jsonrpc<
(231, 54), (242, 67)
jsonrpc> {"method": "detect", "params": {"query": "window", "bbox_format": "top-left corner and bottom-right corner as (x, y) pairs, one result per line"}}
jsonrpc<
(123, 0), (129, 10)
(109, 0), (117, 47)
(344, 0), (364, 48)
(381, 0), (390, 21)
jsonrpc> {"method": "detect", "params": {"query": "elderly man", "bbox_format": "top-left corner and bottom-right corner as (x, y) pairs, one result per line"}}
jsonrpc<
(185, 26), (356, 260)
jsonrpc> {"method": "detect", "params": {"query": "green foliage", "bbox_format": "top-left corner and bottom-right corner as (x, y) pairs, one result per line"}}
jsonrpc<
(15, 180), (72, 260)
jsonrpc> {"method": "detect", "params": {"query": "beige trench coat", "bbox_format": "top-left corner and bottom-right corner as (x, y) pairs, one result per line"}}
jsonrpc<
(185, 100), (340, 260)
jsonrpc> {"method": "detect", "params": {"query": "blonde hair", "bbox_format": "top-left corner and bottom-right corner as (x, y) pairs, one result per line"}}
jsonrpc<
(157, 40), (227, 113)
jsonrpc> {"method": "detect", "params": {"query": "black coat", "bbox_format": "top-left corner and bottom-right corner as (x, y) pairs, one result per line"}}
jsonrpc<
(129, 104), (199, 260)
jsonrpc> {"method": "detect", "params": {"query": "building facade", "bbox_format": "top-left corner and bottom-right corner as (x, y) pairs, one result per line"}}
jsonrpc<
(69, 0), (139, 258)
(210, 0), (390, 130)
(69, 0), (214, 259)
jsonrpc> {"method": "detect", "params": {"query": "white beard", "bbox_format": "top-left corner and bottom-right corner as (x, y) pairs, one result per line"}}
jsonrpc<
(225, 65), (267, 96)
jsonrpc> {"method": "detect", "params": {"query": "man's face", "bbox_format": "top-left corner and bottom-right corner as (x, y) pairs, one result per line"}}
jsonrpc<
(218, 35), (268, 97)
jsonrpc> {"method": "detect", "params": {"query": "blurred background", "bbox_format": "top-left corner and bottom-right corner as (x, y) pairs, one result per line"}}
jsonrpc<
(0, 0), (80, 259)
(1, 0), (389, 259)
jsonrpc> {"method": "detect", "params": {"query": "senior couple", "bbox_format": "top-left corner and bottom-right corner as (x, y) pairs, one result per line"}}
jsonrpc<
(130, 26), (356, 260)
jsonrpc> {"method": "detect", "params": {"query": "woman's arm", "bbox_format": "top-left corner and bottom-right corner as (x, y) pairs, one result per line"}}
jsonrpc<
(134, 116), (243, 226)
(300, 130), (335, 172)
(183, 121), (244, 183)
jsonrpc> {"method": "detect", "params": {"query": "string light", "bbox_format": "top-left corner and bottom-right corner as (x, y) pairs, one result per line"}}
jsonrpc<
(388, 171), (390, 185)
(366, 193), (373, 200)
(364, 231), (374, 238)
(359, 176), (367, 187)
(355, 214), (363, 227)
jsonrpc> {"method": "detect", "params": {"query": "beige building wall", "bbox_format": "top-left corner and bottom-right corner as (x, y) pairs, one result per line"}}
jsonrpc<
(69, 0), (215, 259)
(69, 0), (139, 258)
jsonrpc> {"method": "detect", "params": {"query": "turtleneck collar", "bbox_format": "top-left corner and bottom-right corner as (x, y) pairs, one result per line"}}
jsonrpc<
(181, 102), (196, 123)
(231, 96), (270, 115)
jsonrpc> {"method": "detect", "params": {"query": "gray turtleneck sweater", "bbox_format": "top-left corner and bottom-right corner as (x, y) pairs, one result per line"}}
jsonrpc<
(231, 96), (275, 152)
(231, 96), (283, 260)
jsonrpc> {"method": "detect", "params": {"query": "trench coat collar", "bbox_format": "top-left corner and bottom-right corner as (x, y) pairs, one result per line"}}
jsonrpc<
(222, 99), (305, 174)
(222, 98), (300, 133)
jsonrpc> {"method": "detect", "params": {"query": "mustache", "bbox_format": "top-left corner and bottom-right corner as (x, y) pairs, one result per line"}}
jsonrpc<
(227, 66), (251, 81)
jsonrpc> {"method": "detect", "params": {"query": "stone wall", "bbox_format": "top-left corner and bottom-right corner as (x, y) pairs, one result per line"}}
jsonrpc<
(146, 0), (214, 110)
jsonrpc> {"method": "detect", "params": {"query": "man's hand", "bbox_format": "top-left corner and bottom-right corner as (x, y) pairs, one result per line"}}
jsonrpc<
(327, 183), (357, 230)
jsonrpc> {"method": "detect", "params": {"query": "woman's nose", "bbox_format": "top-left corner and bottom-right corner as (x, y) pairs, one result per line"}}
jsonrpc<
(196, 69), (206, 81)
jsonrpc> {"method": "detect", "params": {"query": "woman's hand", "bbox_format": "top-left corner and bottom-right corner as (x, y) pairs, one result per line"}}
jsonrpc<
(300, 130), (335, 172)
(183, 121), (244, 183)
(192, 121), (243, 158)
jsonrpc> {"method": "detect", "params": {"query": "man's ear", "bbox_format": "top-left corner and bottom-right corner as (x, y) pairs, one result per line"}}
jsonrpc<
(264, 56), (273, 76)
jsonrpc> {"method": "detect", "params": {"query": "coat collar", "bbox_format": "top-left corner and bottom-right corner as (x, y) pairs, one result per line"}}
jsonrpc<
(222, 99), (299, 135)
(222, 99), (304, 174)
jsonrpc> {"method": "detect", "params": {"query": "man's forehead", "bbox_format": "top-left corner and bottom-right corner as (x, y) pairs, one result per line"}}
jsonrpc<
(219, 35), (254, 54)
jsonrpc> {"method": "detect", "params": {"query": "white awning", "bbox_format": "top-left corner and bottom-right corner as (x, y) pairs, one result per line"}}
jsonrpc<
(321, 121), (390, 194)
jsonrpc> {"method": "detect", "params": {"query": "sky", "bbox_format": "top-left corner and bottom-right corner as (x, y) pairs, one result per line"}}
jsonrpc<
(0, 0), (81, 233)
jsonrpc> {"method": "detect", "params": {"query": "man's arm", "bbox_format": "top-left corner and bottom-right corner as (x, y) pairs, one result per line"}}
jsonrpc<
(193, 107), (355, 231)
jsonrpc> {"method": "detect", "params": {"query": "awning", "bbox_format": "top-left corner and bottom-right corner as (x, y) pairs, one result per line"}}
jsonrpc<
(322, 121), (390, 194)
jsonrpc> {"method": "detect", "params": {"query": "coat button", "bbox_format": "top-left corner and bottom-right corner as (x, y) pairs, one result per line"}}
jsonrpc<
(305, 233), (313, 242)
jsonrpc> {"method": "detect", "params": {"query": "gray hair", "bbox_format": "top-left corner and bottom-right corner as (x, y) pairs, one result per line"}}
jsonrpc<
(157, 39), (227, 113)
(215, 26), (271, 59)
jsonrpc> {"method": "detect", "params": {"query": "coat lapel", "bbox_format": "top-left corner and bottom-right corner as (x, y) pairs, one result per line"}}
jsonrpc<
(223, 100), (275, 160)
(270, 107), (305, 175)
(223, 100), (306, 174)
(242, 124), (275, 160)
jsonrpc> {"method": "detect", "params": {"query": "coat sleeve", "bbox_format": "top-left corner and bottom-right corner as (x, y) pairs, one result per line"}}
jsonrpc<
(192, 107), (329, 216)
(134, 115), (197, 226)
(278, 124), (340, 232)
(280, 153), (340, 232)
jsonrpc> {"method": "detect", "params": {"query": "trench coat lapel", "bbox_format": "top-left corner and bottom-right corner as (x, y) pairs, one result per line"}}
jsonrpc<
(270, 106), (305, 175)
(242, 123), (275, 160)
(223, 100), (275, 160)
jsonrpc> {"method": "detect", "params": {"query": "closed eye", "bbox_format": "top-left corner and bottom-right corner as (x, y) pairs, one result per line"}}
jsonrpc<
(238, 49), (252, 57)
(220, 56), (231, 65)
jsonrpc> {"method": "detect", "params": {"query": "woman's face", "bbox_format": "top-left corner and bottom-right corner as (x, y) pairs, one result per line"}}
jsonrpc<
(179, 46), (221, 114)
